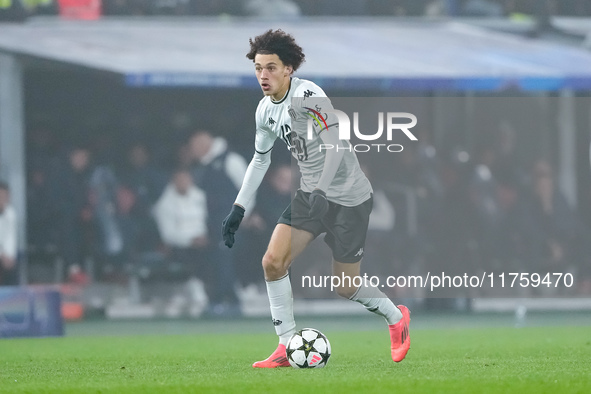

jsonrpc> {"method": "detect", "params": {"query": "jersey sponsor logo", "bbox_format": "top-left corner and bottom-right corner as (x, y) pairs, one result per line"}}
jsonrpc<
(304, 107), (329, 133)
(268, 116), (276, 125)
(272, 318), (282, 326)
(303, 89), (315, 98)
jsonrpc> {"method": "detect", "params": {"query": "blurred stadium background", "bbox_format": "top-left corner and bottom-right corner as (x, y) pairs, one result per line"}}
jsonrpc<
(1, 0), (591, 336)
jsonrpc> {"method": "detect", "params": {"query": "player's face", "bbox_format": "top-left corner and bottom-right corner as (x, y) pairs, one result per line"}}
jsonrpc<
(254, 54), (292, 100)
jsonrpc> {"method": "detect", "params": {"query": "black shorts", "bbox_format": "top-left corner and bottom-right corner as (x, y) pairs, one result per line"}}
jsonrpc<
(278, 189), (373, 263)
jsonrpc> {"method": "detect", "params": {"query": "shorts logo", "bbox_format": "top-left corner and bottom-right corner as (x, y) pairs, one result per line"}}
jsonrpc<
(354, 248), (364, 257)
(272, 318), (282, 326)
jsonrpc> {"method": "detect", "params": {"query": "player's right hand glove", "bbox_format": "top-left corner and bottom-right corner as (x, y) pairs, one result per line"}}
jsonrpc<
(308, 189), (329, 220)
(222, 204), (245, 248)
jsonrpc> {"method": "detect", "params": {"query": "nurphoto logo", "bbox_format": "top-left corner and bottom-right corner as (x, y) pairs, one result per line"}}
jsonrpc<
(305, 108), (418, 153)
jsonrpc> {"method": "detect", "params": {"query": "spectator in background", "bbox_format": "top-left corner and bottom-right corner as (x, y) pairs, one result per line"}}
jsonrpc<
(0, 181), (18, 285)
(468, 145), (501, 272)
(152, 168), (214, 309)
(90, 164), (122, 264)
(467, 140), (531, 277)
(389, 143), (444, 275)
(521, 159), (588, 277)
(26, 127), (57, 249)
(188, 130), (246, 316)
(49, 144), (95, 285)
(153, 168), (209, 253)
(118, 143), (165, 255)
(432, 150), (473, 277)
(176, 143), (194, 169)
(188, 131), (248, 209)
(494, 170), (527, 273)
(493, 121), (526, 189)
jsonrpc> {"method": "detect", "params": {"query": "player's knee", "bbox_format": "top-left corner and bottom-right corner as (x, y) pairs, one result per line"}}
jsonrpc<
(335, 285), (357, 299)
(262, 251), (288, 279)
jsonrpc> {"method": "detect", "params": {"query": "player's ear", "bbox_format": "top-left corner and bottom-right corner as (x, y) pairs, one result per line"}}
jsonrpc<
(285, 65), (293, 76)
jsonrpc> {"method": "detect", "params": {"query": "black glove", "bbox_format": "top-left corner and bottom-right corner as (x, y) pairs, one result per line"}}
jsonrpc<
(308, 189), (329, 220)
(222, 204), (245, 248)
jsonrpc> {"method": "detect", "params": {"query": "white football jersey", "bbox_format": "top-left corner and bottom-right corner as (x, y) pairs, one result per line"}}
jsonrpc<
(254, 77), (372, 206)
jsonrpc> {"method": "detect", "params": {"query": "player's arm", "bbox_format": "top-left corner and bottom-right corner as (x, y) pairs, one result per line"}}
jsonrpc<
(308, 120), (345, 219)
(222, 125), (276, 248)
(296, 88), (345, 219)
(234, 148), (273, 211)
(315, 125), (345, 192)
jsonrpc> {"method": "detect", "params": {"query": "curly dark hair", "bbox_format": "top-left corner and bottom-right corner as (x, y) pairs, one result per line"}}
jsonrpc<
(246, 29), (306, 72)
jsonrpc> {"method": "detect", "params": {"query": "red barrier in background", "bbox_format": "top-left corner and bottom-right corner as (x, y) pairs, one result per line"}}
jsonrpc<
(58, 0), (101, 20)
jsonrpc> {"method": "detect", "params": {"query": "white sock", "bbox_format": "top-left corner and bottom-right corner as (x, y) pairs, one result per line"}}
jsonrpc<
(266, 274), (296, 346)
(350, 285), (402, 325)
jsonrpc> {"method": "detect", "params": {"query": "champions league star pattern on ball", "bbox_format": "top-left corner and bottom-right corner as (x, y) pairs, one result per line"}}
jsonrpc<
(286, 328), (331, 369)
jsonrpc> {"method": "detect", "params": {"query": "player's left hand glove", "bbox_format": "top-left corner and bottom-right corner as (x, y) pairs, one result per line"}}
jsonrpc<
(222, 204), (245, 248)
(308, 189), (329, 220)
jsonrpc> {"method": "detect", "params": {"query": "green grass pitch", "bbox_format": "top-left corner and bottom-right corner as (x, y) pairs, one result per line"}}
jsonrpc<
(1, 322), (590, 393)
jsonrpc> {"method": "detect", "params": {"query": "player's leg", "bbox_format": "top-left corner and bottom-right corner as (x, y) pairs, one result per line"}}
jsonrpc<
(262, 223), (313, 281)
(252, 223), (314, 368)
(326, 196), (410, 362)
(332, 259), (410, 362)
(332, 259), (403, 325)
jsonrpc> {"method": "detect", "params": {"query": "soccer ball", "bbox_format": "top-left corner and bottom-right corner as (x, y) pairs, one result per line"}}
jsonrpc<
(286, 328), (331, 368)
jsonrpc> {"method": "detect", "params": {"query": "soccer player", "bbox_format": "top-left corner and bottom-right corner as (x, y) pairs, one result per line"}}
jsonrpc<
(222, 29), (410, 368)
